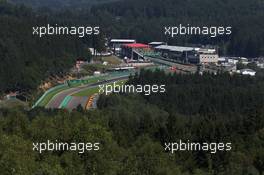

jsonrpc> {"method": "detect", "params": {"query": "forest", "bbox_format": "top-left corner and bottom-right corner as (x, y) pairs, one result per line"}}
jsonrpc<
(0, 1), (94, 95)
(0, 71), (264, 174)
(7, 0), (121, 9)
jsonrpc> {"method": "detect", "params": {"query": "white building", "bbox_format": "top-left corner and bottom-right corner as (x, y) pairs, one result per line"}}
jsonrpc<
(257, 62), (264, 68)
(199, 54), (219, 64)
(218, 57), (227, 63)
(228, 58), (239, 64)
(154, 45), (218, 64)
(148, 42), (167, 47)
(239, 69), (256, 76)
(109, 39), (136, 55)
(240, 57), (249, 65)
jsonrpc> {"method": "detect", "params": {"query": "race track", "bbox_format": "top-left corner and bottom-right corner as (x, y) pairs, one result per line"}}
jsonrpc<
(46, 76), (129, 110)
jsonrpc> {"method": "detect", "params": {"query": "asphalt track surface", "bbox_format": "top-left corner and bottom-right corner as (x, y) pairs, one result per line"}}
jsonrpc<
(46, 76), (129, 110)
(67, 96), (88, 110)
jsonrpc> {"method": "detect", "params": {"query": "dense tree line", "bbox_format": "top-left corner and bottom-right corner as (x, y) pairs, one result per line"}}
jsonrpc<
(0, 72), (264, 174)
(126, 70), (264, 116)
(7, 0), (121, 9)
(0, 2), (92, 94)
(98, 71), (264, 174)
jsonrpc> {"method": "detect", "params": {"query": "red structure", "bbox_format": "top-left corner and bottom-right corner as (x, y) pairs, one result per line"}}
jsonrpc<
(121, 43), (150, 60)
(122, 43), (149, 49)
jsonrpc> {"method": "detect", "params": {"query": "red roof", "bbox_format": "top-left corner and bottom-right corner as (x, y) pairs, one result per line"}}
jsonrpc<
(123, 43), (149, 48)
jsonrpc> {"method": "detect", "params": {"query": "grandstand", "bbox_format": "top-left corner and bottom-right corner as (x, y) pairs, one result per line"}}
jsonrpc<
(121, 43), (149, 60)
(154, 45), (218, 64)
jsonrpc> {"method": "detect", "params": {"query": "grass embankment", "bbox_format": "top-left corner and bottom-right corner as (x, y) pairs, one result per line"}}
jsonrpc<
(81, 75), (109, 84)
(93, 55), (122, 65)
(37, 86), (69, 107)
(73, 80), (127, 97)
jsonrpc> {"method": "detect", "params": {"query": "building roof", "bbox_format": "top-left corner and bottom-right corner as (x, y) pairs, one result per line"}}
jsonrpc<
(123, 43), (149, 48)
(110, 39), (136, 43)
(241, 68), (256, 73)
(155, 45), (198, 52)
(148, 42), (166, 45)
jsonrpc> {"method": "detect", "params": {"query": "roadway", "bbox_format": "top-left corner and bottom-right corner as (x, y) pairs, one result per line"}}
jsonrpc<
(145, 56), (197, 73)
(45, 76), (129, 110)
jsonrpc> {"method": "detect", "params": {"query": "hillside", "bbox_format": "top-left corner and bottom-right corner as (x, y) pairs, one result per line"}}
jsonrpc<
(7, 0), (121, 9)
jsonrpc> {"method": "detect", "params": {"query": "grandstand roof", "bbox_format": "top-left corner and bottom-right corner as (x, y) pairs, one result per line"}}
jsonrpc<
(123, 43), (149, 48)
(110, 39), (136, 43)
(148, 42), (166, 45)
(155, 45), (198, 52)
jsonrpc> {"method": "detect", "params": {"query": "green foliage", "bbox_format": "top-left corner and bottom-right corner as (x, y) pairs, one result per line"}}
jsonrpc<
(1, 71), (264, 174)
(0, 2), (89, 94)
(8, 0), (121, 9)
(97, 71), (264, 174)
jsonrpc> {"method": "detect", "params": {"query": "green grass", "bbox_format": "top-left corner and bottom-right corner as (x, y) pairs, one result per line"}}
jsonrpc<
(83, 75), (108, 83)
(73, 87), (99, 97)
(73, 80), (127, 97)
